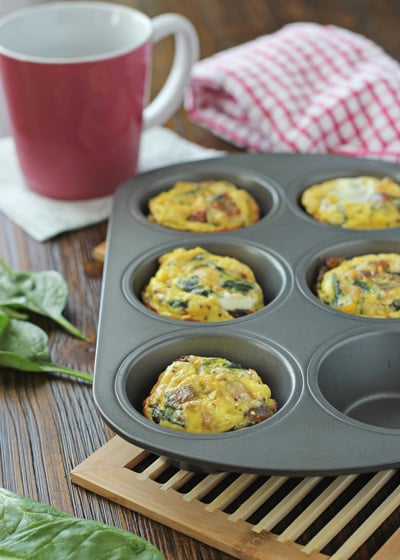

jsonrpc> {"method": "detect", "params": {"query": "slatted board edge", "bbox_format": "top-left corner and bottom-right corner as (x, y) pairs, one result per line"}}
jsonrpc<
(70, 436), (400, 560)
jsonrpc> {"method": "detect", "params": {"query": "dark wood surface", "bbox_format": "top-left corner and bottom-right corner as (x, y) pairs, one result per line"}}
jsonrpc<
(1, 1), (399, 559)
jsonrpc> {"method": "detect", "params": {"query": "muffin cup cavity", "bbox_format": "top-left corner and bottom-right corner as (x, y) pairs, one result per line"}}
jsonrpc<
(286, 167), (400, 230)
(297, 238), (400, 320)
(96, 152), (400, 474)
(127, 168), (281, 228)
(308, 330), (400, 431)
(122, 240), (291, 321)
(114, 331), (301, 433)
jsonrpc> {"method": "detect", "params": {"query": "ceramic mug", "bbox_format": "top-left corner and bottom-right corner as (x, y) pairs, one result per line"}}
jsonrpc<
(0, 1), (199, 200)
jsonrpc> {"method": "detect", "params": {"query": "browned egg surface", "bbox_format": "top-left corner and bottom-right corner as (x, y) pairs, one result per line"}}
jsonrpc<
(301, 176), (400, 229)
(141, 246), (264, 321)
(316, 253), (400, 318)
(147, 179), (260, 232)
(143, 355), (277, 433)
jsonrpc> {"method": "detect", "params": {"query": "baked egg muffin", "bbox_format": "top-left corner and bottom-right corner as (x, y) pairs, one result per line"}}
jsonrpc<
(147, 180), (260, 232)
(143, 355), (277, 433)
(301, 176), (400, 229)
(142, 246), (264, 321)
(316, 253), (400, 318)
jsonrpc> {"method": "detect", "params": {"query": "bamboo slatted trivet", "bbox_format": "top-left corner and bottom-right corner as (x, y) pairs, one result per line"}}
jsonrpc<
(71, 435), (400, 560)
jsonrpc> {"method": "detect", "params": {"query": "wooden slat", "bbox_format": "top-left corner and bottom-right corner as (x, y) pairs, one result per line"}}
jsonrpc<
(228, 477), (288, 522)
(183, 472), (229, 502)
(371, 527), (400, 560)
(252, 477), (322, 533)
(72, 465), (325, 558)
(71, 436), (327, 560)
(160, 469), (194, 491)
(137, 457), (168, 481)
(277, 475), (358, 543)
(329, 485), (400, 560)
(71, 436), (400, 560)
(205, 474), (259, 513)
(301, 470), (396, 554)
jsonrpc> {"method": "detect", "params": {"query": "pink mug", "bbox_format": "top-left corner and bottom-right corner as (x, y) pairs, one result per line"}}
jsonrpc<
(0, 2), (199, 200)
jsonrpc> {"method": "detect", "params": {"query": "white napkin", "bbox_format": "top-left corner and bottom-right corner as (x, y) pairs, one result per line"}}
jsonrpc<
(0, 127), (222, 241)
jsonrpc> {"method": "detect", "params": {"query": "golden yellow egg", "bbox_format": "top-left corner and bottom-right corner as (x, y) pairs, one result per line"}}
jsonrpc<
(147, 180), (260, 232)
(143, 355), (277, 433)
(301, 176), (400, 229)
(316, 253), (400, 318)
(142, 246), (264, 321)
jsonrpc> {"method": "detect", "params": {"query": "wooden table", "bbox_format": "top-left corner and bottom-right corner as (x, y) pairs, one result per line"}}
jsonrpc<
(1, 1), (399, 559)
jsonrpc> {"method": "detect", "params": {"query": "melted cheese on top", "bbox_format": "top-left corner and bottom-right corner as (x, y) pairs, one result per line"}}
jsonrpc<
(316, 253), (400, 318)
(301, 176), (400, 229)
(147, 180), (260, 232)
(142, 247), (264, 321)
(143, 355), (277, 433)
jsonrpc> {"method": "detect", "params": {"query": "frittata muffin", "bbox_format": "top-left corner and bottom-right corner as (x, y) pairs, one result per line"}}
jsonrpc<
(316, 253), (400, 318)
(143, 355), (277, 433)
(147, 180), (260, 232)
(301, 176), (400, 229)
(142, 246), (264, 321)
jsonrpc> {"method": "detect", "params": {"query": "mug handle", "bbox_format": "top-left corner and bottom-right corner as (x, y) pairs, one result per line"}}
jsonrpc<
(143, 13), (199, 129)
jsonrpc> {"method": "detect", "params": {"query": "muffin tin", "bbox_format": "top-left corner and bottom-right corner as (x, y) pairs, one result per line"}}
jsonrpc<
(94, 152), (400, 476)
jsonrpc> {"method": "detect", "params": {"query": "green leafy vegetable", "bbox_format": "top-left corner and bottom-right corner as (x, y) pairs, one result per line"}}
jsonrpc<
(0, 258), (91, 382)
(0, 315), (92, 383)
(220, 279), (254, 293)
(0, 257), (88, 341)
(352, 279), (370, 291)
(0, 488), (166, 559)
(168, 299), (188, 310)
(390, 298), (400, 311)
(331, 273), (342, 305)
(151, 404), (185, 427)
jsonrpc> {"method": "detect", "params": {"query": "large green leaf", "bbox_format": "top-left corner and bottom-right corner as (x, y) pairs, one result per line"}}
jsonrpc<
(0, 489), (166, 559)
(0, 258), (89, 341)
(0, 318), (92, 383)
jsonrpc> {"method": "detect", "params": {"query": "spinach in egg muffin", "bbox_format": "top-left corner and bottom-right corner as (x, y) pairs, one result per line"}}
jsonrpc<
(143, 355), (277, 434)
(141, 247), (264, 321)
(316, 253), (400, 318)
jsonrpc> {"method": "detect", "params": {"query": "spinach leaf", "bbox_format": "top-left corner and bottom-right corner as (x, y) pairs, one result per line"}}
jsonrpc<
(331, 273), (342, 305)
(176, 276), (199, 292)
(0, 312), (9, 336)
(0, 317), (92, 383)
(176, 277), (212, 297)
(352, 279), (370, 291)
(150, 404), (185, 427)
(390, 298), (400, 311)
(220, 279), (254, 293)
(168, 299), (188, 310)
(0, 488), (165, 559)
(0, 257), (88, 341)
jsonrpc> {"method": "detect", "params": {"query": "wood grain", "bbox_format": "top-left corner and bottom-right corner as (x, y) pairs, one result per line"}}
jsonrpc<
(1, 2), (400, 559)
(71, 436), (400, 560)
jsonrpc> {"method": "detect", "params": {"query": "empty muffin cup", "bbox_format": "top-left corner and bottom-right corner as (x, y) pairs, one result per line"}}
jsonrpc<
(309, 329), (400, 430)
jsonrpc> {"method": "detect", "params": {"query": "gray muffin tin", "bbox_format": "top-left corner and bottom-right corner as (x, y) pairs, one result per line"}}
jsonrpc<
(94, 153), (400, 476)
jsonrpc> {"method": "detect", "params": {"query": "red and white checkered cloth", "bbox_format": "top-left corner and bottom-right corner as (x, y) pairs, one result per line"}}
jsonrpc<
(184, 23), (400, 162)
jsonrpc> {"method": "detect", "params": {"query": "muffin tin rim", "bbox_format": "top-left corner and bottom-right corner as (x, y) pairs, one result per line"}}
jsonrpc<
(95, 151), (400, 474)
(113, 327), (304, 440)
(295, 237), (400, 321)
(126, 166), (285, 232)
(286, 165), (400, 231)
(307, 325), (400, 434)
(121, 237), (294, 324)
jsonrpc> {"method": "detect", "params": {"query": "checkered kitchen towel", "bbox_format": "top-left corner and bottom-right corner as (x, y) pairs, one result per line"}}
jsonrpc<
(185, 23), (400, 162)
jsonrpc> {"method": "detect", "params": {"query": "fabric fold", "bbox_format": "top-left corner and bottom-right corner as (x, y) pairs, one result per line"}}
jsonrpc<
(185, 23), (400, 162)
